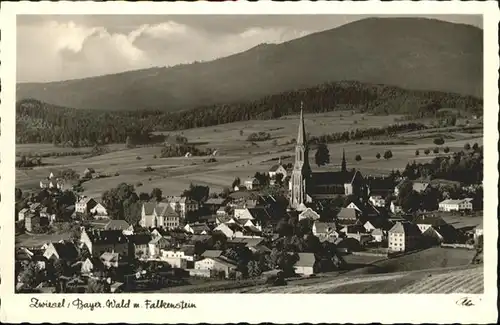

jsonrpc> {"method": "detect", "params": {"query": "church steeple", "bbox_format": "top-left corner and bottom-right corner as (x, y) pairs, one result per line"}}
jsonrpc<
(341, 148), (347, 172)
(290, 101), (311, 210)
(296, 102), (307, 146)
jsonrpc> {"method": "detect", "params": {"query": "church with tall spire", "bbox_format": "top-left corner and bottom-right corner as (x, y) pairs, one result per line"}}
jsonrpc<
(288, 102), (368, 210)
(289, 103), (312, 210)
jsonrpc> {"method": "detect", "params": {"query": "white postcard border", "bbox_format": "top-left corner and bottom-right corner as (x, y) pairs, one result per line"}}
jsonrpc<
(1, 1), (498, 324)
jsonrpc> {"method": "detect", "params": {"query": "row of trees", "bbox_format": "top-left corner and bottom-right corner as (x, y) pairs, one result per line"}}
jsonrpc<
(402, 148), (483, 185)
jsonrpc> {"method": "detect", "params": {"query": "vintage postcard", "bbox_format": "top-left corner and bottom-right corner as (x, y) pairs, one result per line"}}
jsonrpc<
(0, 1), (498, 323)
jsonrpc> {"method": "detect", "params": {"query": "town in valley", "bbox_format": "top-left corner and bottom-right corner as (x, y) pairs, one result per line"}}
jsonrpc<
(14, 15), (484, 294)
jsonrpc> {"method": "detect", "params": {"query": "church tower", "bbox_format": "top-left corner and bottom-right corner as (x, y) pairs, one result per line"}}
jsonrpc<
(290, 103), (312, 210)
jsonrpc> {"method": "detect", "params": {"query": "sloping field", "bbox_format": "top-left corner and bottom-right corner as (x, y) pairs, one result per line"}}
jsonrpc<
(400, 267), (483, 294)
(236, 266), (483, 294)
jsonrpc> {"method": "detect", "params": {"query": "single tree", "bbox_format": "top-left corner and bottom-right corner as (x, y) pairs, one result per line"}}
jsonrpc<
(443, 146), (450, 153)
(433, 147), (439, 154)
(383, 150), (393, 160)
(231, 177), (241, 189)
(433, 137), (445, 145)
(424, 149), (430, 155)
(314, 143), (330, 167)
(150, 188), (162, 202)
(355, 154), (362, 162)
(472, 142), (479, 151)
(376, 153), (381, 159)
(415, 150), (419, 156)
(464, 143), (471, 150)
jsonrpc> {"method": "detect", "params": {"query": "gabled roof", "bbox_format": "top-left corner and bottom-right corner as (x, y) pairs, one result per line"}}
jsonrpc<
(310, 171), (356, 186)
(180, 244), (196, 256)
(49, 242), (79, 261)
(389, 222), (421, 236)
(299, 207), (321, 220)
(142, 202), (157, 215)
(269, 164), (285, 172)
(205, 198), (228, 205)
(295, 252), (316, 267)
(413, 215), (447, 227)
(201, 250), (223, 258)
(337, 207), (359, 220)
(84, 229), (128, 244)
(439, 198), (473, 205)
(127, 234), (152, 245)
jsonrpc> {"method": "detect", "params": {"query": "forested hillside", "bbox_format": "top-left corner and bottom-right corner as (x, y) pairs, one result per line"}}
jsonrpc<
(16, 81), (482, 147)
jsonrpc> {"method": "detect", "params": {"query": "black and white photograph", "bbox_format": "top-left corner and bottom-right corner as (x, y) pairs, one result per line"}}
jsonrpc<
(0, 1), (498, 324)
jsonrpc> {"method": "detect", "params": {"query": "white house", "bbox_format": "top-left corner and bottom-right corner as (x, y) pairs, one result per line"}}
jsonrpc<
(89, 203), (108, 217)
(438, 198), (473, 212)
(369, 195), (386, 208)
(244, 178), (260, 190)
(388, 222), (421, 252)
(312, 222), (338, 242)
(75, 197), (98, 214)
(269, 164), (287, 185)
(294, 253), (316, 276)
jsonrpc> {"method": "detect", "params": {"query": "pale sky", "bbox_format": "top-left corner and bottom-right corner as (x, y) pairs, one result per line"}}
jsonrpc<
(17, 15), (483, 83)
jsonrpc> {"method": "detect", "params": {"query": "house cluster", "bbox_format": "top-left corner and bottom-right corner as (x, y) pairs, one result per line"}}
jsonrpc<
(18, 202), (56, 233)
(16, 107), (483, 293)
(39, 172), (65, 190)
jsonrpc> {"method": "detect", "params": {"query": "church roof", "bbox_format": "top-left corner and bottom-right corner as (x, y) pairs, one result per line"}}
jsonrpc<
(310, 171), (356, 186)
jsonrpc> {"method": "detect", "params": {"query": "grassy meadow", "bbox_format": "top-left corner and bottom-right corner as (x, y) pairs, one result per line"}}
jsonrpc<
(16, 111), (483, 199)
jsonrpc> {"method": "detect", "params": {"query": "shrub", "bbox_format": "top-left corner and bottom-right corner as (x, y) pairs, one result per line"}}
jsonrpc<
(136, 182), (143, 187)
(376, 153), (381, 159)
(464, 143), (471, 150)
(424, 149), (430, 155)
(136, 156), (142, 160)
(433, 137), (445, 145)
(246, 132), (271, 142)
(415, 150), (419, 156)
(443, 147), (450, 153)
(433, 147), (439, 154)
(355, 154), (362, 161)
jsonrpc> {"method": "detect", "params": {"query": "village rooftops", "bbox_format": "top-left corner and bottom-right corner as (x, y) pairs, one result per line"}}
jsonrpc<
(85, 229), (129, 244)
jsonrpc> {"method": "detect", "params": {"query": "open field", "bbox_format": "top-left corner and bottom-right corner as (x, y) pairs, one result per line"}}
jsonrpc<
(15, 232), (71, 249)
(149, 247), (478, 294)
(235, 265), (483, 294)
(16, 112), (483, 198)
(347, 247), (477, 276)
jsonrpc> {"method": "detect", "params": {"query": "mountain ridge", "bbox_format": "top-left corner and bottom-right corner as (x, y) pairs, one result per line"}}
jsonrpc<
(17, 17), (483, 112)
